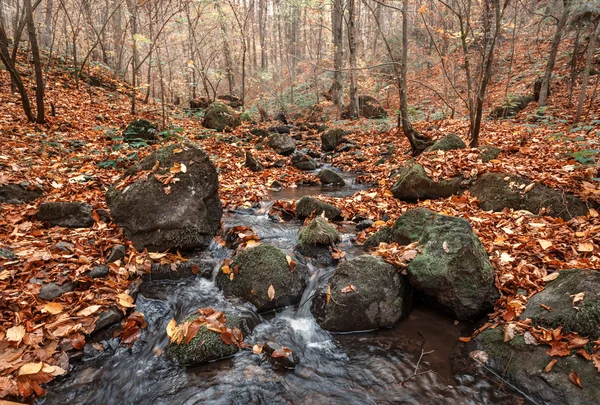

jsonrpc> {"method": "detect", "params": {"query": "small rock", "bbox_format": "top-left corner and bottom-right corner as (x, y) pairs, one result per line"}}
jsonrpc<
(93, 307), (123, 333)
(39, 282), (75, 300)
(0, 248), (17, 260)
(36, 202), (95, 228)
(291, 152), (317, 171)
(321, 129), (346, 152)
(245, 151), (264, 172)
(264, 341), (300, 370)
(319, 169), (345, 186)
(203, 102), (241, 131)
(268, 133), (296, 156)
(296, 196), (341, 220)
(107, 245), (127, 263)
(249, 128), (270, 138)
(478, 146), (501, 162)
(52, 242), (75, 253)
(268, 126), (291, 134)
(356, 219), (374, 231)
(270, 180), (283, 189)
(96, 209), (111, 223)
(272, 159), (286, 168)
(89, 266), (109, 279)
(427, 133), (467, 152)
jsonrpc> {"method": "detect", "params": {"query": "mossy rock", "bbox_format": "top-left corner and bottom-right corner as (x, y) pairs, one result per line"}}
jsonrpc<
(521, 269), (600, 339)
(123, 119), (159, 142)
(311, 255), (412, 332)
(489, 95), (533, 119)
(203, 102), (241, 131)
(295, 196), (341, 220)
(468, 328), (600, 405)
(427, 133), (466, 152)
(166, 313), (241, 365)
(469, 172), (593, 220)
(215, 244), (307, 312)
(390, 163), (464, 202)
(363, 227), (394, 248)
(478, 145), (501, 162)
(298, 216), (340, 246)
(319, 169), (345, 186)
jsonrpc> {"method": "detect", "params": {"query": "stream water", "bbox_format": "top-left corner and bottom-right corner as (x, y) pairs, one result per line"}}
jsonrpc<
(39, 173), (526, 405)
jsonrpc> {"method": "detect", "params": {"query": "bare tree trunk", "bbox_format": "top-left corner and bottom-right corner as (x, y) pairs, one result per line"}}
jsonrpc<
(259, 0), (267, 70)
(330, 0), (344, 111)
(25, 0), (45, 123)
(125, 0), (139, 114)
(347, 0), (359, 117)
(215, 0), (235, 95)
(43, 0), (53, 47)
(575, 20), (600, 123)
(538, 0), (570, 107)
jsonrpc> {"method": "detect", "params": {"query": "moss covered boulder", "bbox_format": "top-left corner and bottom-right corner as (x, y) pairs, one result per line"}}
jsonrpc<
(296, 196), (341, 220)
(311, 255), (412, 332)
(390, 163), (464, 202)
(319, 169), (345, 186)
(203, 102), (241, 131)
(268, 133), (296, 156)
(321, 128), (346, 152)
(295, 216), (340, 265)
(469, 172), (593, 220)
(123, 119), (159, 142)
(478, 145), (501, 162)
(215, 244), (307, 312)
(521, 269), (600, 339)
(106, 142), (222, 251)
(364, 208), (498, 319)
(427, 133), (466, 152)
(466, 328), (600, 405)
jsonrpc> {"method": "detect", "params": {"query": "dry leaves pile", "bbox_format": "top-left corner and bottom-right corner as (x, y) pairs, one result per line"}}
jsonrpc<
(166, 308), (247, 348)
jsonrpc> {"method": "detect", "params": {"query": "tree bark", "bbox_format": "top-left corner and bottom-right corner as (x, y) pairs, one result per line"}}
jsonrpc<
(574, 20), (600, 123)
(25, 0), (45, 123)
(215, 0), (236, 95)
(347, 0), (359, 117)
(330, 0), (344, 110)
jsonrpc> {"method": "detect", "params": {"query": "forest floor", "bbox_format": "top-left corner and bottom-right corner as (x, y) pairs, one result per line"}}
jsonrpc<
(1, 52), (600, 400)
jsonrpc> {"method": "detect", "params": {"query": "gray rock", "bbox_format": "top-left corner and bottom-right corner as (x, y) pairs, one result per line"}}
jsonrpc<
(356, 219), (374, 231)
(0, 248), (17, 260)
(215, 244), (307, 312)
(107, 245), (127, 263)
(36, 202), (94, 228)
(296, 196), (341, 220)
(521, 269), (600, 339)
(245, 151), (264, 172)
(364, 208), (498, 320)
(52, 242), (75, 252)
(106, 143), (222, 252)
(203, 102), (241, 131)
(390, 163), (464, 202)
(311, 255), (412, 332)
(478, 146), (501, 162)
(93, 307), (123, 333)
(321, 129), (346, 152)
(291, 152), (317, 171)
(319, 169), (345, 186)
(0, 184), (42, 204)
(264, 341), (300, 370)
(427, 133), (466, 152)
(268, 133), (296, 156)
(39, 282), (75, 300)
(469, 172), (593, 220)
(144, 257), (217, 281)
(268, 126), (290, 134)
(89, 266), (109, 279)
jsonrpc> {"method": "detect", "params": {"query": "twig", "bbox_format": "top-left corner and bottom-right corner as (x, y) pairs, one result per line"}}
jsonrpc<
(401, 348), (435, 385)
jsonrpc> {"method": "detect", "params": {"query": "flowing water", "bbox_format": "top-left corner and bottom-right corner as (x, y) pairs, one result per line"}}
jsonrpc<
(39, 173), (526, 405)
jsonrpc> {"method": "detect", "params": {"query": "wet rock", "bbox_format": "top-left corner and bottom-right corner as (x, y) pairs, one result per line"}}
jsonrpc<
(295, 217), (340, 265)
(89, 266), (109, 279)
(364, 208), (498, 320)
(36, 202), (95, 228)
(106, 142), (222, 252)
(268, 133), (296, 156)
(270, 180), (283, 189)
(311, 255), (412, 332)
(356, 219), (374, 231)
(123, 119), (159, 142)
(363, 227), (394, 248)
(215, 244), (307, 312)
(93, 307), (123, 333)
(106, 245), (127, 263)
(427, 133), (466, 152)
(144, 257), (216, 281)
(321, 128), (346, 152)
(245, 151), (264, 172)
(319, 169), (345, 186)
(291, 152), (316, 171)
(390, 163), (464, 202)
(38, 282), (75, 300)
(0, 183), (42, 204)
(489, 95), (533, 119)
(0, 248), (17, 260)
(478, 146), (501, 162)
(468, 172), (592, 220)
(203, 102), (241, 131)
(467, 328), (600, 405)
(521, 269), (600, 339)
(264, 341), (300, 370)
(268, 126), (290, 134)
(295, 196), (341, 220)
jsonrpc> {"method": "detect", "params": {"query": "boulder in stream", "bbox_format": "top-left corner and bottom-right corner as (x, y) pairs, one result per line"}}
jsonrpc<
(390, 163), (464, 202)
(291, 152), (317, 171)
(215, 244), (307, 312)
(364, 208), (498, 320)
(319, 169), (345, 186)
(311, 255), (412, 332)
(295, 216), (340, 265)
(268, 133), (296, 156)
(106, 142), (222, 252)
(295, 196), (341, 220)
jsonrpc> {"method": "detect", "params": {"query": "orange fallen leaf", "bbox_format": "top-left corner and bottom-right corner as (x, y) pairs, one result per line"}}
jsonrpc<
(42, 302), (64, 315)
(6, 325), (26, 343)
(545, 358), (558, 372)
(268, 285), (275, 301)
(569, 371), (582, 388)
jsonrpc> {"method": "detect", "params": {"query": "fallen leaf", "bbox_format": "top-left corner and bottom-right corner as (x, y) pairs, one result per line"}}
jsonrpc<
(503, 323), (517, 342)
(253, 344), (263, 354)
(268, 285), (275, 301)
(286, 255), (296, 272)
(569, 371), (582, 388)
(545, 358), (558, 372)
(442, 241), (450, 253)
(18, 362), (43, 376)
(538, 239), (553, 250)
(77, 305), (102, 317)
(592, 352), (600, 372)
(542, 272), (560, 282)
(166, 318), (177, 339)
(341, 284), (357, 293)
(117, 293), (135, 308)
(326, 284), (331, 305)
(570, 292), (585, 307)
(42, 302), (64, 315)
(577, 243), (594, 252)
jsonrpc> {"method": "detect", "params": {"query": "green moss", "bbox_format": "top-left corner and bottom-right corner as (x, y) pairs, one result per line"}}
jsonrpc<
(390, 208), (435, 244)
(428, 133), (466, 152)
(363, 227), (394, 248)
(203, 102), (241, 131)
(298, 217), (340, 246)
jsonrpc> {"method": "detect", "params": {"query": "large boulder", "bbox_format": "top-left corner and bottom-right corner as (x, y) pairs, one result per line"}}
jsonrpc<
(166, 309), (256, 365)
(321, 129), (346, 152)
(296, 196), (341, 220)
(469, 172), (592, 220)
(0, 183), (42, 204)
(123, 119), (159, 142)
(364, 208), (498, 319)
(427, 133), (466, 152)
(203, 102), (241, 131)
(390, 163), (464, 202)
(319, 169), (345, 186)
(489, 95), (533, 119)
(467, 328), (600, 405)
(295, 216), (340, 265)
(268, 133), (296, 156)
(215, 244), (307, 312)
(521, 269), (600, 339)
(311, 255), (412, 332)
(36, 202), (94, 228)
(106, 143), (222, 252)
(342, 95), (387, 119)
(291, 152), (317, 171)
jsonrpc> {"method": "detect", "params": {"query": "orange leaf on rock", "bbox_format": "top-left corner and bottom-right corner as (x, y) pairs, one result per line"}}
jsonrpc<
(545, 358), (558, 372)
(268, 285), (275, 301)
(341, 284), (357, 293)
(569, 371), (582, 388)
(18, 362), (43, 376)
(546, 341), (571, 357)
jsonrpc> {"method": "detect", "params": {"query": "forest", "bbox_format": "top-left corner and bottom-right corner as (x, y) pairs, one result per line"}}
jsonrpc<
(0, 0), (599, 403)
